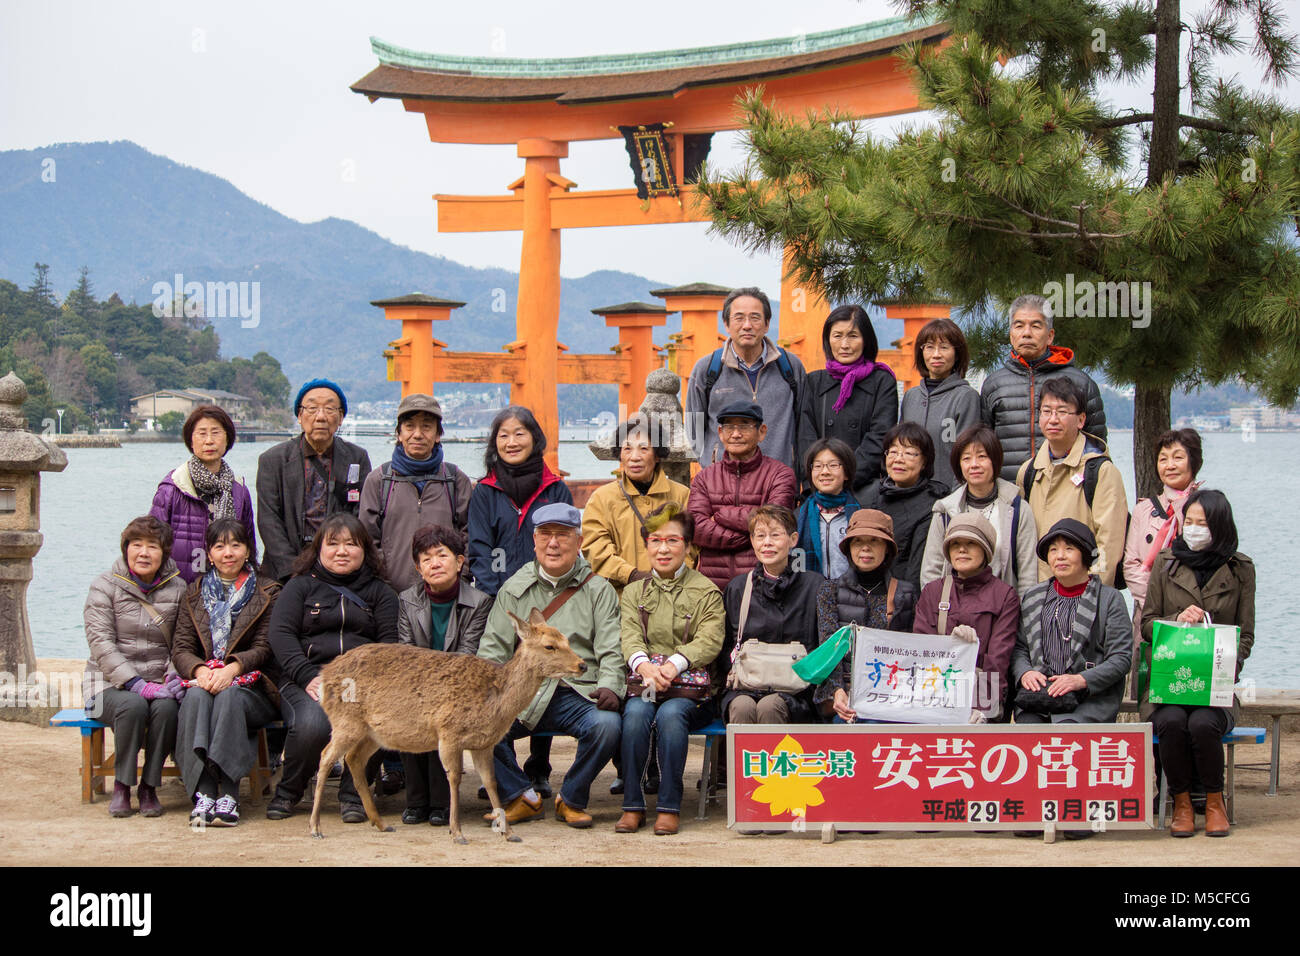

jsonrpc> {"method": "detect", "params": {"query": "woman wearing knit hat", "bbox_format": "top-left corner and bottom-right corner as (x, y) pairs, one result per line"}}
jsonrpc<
(813, 508), (918, 723)
(913, 513), (1020, 721)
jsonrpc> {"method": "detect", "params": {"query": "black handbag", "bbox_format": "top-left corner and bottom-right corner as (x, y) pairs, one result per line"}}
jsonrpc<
(1014, 682), (1090, 715)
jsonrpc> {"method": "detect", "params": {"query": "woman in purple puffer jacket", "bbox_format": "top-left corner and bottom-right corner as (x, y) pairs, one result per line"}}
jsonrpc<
(150, 405), (256, 583)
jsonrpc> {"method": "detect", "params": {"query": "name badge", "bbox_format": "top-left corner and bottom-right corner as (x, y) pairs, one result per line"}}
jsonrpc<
(1071, 472), (1085, 486)
(347, 488), (360, 503)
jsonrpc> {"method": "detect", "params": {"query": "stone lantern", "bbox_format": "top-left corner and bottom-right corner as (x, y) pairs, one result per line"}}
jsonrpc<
(588, 368), (697, 487)
(0, 373), (68, 724)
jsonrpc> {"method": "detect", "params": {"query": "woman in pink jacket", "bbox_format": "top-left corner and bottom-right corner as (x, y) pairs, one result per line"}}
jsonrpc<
(1122, 428), (1203, 694)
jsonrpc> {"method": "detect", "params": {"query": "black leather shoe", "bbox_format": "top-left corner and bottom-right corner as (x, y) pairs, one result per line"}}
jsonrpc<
(530, 775), (553, 799)
(265, 796), (294, 820)
(379, 768), (405, 796)
(609, 777), (624, 795)
(340, 803), (368, 824)
(428, 807), (449, 826)
(402, 806), (430, 825)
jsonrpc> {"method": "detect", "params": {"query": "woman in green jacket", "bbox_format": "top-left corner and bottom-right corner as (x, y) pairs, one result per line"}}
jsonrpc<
(616, 504), (724, 836)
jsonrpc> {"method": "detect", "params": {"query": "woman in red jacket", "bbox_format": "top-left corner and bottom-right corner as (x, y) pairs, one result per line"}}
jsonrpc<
(913, 513), (1020, 721)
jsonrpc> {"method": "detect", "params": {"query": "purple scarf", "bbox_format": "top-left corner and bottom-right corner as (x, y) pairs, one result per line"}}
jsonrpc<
(825, 359), (894, 413)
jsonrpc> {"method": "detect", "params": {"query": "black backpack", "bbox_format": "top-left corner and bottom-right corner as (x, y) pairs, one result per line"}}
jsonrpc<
(702, 345), (799, 410)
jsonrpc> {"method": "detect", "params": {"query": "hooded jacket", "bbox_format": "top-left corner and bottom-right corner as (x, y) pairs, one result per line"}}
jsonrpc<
(581, 466), (691, 590)
(899, 374), (981, 491)
(1015, 432), (1129, 587)
(149, 464), (255, 583)
(979, 346), (1108, 481)
(83, 557), (186, 704)
(476, 553), (625, 729)
(688, 450), (797, 590)
(687, 338), (807, 469)
(466, 464), (572, 597)
(920, 478), (1040, 598)
(796, 365), (899, 490)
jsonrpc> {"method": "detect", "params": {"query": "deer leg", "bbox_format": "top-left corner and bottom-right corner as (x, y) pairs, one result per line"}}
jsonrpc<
(470, 748), (520, 843)
(440, 744), (467, 845)
(344, 738), (389, 833)
(309, 735), (347, 839)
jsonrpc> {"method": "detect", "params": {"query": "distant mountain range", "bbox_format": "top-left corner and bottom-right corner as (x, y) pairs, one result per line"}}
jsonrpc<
(0, 141), (680, 402)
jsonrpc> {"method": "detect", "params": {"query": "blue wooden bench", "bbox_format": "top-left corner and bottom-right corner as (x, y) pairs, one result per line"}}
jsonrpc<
(1154, 726), (1265, 829)
(50, 709), (280, 806)
(524, 718), (728, 819)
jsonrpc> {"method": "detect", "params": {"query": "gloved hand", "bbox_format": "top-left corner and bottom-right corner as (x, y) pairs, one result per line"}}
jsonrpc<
(968, 709), (987, 724)
(133, 680), (167, 700)
(593, 688), (621, 712)
(951, 625), (979, 644)
(162, 674), (186, 701)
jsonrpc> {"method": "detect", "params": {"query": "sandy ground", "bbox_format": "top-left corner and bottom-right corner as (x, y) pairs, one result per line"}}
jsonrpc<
(3, 660), (1296, 866)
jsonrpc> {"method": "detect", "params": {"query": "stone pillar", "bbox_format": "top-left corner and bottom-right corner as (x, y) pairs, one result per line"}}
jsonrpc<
(651, 282), (730, 413)
(0, 373), (68, 724)
(590, 301), (668, 415)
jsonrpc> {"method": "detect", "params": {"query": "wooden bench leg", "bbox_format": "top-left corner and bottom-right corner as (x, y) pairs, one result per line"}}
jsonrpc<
(93, 727), (111, 798)
(1268, 715), (1281, 797)
(246, 727), (271, 807)
(81, 730), (94, 804)
(1226, 743), (1235, 825)
(697, 737), (712, 821)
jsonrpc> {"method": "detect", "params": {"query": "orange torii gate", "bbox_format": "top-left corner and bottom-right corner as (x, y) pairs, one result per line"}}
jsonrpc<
(353, 16), (950, 471)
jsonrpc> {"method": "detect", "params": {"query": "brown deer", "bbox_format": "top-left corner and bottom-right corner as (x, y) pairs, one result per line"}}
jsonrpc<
(308, 608), (586, 844)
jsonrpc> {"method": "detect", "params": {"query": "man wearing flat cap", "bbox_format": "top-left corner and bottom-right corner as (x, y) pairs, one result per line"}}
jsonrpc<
(256, 378), (371, 582)
(360, 393), (471, 592)
(477, 503), (624, 829)
(688, 401), (798, 590)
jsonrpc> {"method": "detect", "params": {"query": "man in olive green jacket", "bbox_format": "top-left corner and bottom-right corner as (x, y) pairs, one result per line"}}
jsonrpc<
(478, 503), (624, 827)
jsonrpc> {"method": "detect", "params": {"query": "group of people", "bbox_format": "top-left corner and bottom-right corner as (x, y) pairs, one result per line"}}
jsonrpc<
(82, 288), (1254, 840)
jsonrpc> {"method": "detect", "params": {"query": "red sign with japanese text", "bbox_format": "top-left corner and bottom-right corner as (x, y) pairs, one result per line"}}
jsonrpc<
(727, 724), (1153, 831)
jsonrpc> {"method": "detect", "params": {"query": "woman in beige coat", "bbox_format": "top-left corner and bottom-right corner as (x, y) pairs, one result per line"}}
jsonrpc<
(84, 516), (187, 818)
(1141, 489), (1254, 838)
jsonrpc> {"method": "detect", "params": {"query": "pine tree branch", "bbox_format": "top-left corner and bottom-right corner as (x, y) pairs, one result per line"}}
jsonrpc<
(922, 210), (1133, 240)
(1092, 112), (1248, 133)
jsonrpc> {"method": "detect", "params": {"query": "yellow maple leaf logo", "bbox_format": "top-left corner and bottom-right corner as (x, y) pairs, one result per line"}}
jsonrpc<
(750, 734), (826, 818)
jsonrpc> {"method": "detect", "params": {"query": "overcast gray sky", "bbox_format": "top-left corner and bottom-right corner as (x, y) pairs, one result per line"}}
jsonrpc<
(3, 0), (1295, 299)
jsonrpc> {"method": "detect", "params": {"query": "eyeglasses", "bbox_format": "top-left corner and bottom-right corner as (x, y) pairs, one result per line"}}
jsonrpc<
(646, 535), (686, 549)
(301, 404), (341, 418)
(719, 421), (758, 433)
(810, 461), (844, 473)
(886, 447), (921, 461)
(1038, 404), (1078, 421)
(534, 528), (577, 542)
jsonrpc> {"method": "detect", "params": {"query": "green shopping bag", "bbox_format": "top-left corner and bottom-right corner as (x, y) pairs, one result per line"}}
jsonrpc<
(792, 624), (854, 684)
(1149, 619), (1238, 707)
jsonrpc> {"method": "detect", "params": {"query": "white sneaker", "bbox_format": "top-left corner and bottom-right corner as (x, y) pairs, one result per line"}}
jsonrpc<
(191, 793), (215, 828)
(210, 795), (239, 827)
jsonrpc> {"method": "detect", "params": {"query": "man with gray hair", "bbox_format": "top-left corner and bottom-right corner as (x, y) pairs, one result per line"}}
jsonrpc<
(686, 286), (806, 468)
(980, 294), (1107, 481)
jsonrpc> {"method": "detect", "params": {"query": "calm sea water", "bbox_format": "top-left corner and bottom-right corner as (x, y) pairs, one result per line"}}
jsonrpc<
(29, 429), (1300, 688)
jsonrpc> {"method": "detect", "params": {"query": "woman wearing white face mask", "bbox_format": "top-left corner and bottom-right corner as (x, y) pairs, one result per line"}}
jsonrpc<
(1140, 489), (1255, 838)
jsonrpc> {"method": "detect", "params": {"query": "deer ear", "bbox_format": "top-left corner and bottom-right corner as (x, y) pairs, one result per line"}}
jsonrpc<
(507, 610), (531, 641)
(527, 607), (547, 627)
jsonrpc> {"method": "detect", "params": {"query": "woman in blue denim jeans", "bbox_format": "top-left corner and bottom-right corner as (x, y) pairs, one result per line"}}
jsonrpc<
(616, 505), (725, 836)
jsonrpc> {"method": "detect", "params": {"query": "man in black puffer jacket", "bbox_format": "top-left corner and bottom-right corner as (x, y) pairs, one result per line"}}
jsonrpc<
(980, 294), (1107, 482)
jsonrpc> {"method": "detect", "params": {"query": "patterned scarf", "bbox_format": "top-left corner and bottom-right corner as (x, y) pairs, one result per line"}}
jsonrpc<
(1021, 576), (1101, 677)
(825, 358), (894, 413)
(188, 457), (236, 520)
(200, 566), (255, 660)
(1141, 481), (1201, 572)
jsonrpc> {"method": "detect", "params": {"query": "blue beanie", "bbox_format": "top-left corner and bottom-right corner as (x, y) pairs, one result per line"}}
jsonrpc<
(294, 379), (347, 416)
